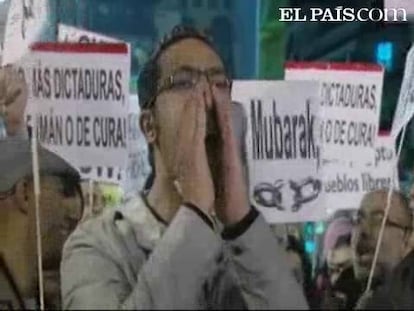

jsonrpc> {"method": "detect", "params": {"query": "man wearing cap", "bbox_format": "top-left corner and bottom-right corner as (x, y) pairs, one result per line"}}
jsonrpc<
(61, 26), (307, 309)
(0, 139), (83, 309)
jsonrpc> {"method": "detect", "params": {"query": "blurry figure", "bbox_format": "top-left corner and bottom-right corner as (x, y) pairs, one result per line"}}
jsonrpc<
(317, 216), (362, 309)
(323, 217), (353, 285)
(353, 250), (414, 310)
(409, 175), (414, 210)
(80, 182), (124, 223)
(380, 248), (414, 309)
(0, 139), (83, 309)
(320, 266), (362, 310)
(0, 65), (28, 139)
(284, 235), (313, 305)
(80, 181), (105, 222)
(352, 189), (413, 307)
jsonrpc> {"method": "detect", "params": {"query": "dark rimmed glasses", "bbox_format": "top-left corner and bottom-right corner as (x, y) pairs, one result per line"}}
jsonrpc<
(144, 66), (232, 109)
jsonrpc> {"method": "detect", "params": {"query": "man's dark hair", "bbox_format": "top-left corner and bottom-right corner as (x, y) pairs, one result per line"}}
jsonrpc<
(138, 25), (218, 110)
(138, 25), (220, 190)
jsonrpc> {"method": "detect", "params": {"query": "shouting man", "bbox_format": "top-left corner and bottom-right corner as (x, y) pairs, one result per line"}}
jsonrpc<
(61, 26), (307, 309)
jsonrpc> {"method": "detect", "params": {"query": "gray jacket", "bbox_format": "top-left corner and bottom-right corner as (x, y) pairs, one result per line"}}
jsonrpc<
(61, 195), (308, 310)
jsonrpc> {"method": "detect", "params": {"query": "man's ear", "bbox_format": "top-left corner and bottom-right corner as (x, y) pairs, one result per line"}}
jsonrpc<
(140, 109), (156, 144)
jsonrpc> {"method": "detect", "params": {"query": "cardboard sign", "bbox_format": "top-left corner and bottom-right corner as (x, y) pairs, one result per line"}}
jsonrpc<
(2, 0), (48, 65)
(324, 133), (398, 214)
(57, 24), (149, 191)
(285, 62), (384, 165)
(22, 42), (130, 168)
(232, 80), (325, 223)
(58, 24), (122, 44)
(391, 44), (414, 138)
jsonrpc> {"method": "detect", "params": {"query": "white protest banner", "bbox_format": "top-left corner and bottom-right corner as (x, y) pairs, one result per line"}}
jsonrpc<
(58, 23), (122, 44)
(285, 62), (384, 164)
(22, 42), (130, 168)
(57, 24), (145, 189)
(2, 0), (48, 65)
(391, 45), (414, 138)
(232, 80), (325, 223)
(324, 132), (398, 215)
(76, 95), (150, 194)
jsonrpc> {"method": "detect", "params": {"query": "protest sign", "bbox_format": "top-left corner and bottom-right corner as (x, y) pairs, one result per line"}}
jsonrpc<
(53, 95), (150, 195)
(57, 23), (131, 59)
(57, 24), (147, 190)
(58, 23), (123, 44)
(22, 42), (130, 168)
(2, 0), (48, 65)
(232, 80), (325, 223)
(391, 45), (414, 138)
(324, 133), (398, 215)
(285, 62), (384, 165)
(57, 24), (122, 183)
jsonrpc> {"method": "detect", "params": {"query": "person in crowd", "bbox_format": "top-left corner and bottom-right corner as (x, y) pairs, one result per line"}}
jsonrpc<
(315, 216), (361, 309)
(323, 216), (354, 286)
(284, 234), (314, 306)
(352, 189), (413, 308)
(352, 250), (414, 310)
(0, 65), (28, 139)
(79, 181), (105, 223)
(61, 25), (307, 309)
(0, 139), (83, 309)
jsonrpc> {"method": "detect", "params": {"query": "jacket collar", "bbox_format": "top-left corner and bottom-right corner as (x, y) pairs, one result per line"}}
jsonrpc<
(116, 193), (167, 251)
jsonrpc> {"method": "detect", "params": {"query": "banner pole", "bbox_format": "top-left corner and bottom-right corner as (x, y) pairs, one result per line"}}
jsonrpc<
(31, 119), (44, 310)
(365, 125), (407, 292)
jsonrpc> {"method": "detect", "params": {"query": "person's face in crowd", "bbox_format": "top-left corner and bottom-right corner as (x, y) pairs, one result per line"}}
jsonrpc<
(327, 242), (353, 285)
(351, 191), (412, 283)
(143, 38), (228, 178)
(0, 66), (28, 137)
(0, 175), (82, 307)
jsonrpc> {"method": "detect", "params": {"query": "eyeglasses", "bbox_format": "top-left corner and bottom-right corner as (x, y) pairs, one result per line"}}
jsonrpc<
(145, 66), (232, 109)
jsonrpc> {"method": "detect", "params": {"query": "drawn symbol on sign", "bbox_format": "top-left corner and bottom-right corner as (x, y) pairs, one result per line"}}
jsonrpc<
(253, 180), (284, 210)
(290, 177), (322, 212)
(253, 177), (322, 212)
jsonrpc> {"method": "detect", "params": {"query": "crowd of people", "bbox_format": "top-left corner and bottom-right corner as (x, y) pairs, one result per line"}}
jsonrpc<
(1, 24), (414, 310)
